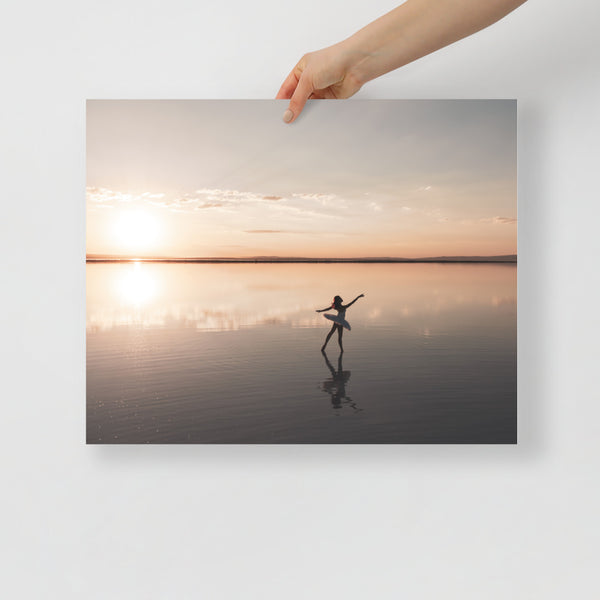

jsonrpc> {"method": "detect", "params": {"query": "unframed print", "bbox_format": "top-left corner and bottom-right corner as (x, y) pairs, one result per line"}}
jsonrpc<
(86, 99), (517, 443)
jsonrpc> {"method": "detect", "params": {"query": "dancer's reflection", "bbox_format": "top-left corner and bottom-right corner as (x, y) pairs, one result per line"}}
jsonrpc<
(321, 350), (361, 412)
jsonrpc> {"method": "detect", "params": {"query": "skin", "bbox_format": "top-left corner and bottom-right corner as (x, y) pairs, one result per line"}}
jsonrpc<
(316, 294), (365, 352)
(277, 0), (528, 123)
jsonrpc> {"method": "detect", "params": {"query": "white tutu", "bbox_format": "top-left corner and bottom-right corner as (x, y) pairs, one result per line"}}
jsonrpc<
(324, 313), (351, 330)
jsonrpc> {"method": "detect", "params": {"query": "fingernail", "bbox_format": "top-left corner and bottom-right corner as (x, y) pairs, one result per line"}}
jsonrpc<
(283, 109), (293, 123)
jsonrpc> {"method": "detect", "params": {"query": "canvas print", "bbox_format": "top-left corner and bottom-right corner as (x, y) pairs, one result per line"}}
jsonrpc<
(86, 99), (517, 444)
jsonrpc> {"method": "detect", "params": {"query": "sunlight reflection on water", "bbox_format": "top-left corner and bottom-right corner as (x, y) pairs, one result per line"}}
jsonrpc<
(87, 263), (516, 443)
(87, 262), (516, 332)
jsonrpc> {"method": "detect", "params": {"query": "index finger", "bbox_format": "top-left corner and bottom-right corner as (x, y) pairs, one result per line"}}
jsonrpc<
(276, 69), (300, 100)
(285, 73), (314, 123)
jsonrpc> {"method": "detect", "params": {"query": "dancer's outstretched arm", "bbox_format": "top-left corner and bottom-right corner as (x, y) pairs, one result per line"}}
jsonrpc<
(342, 294), (365, 310)
(316, 305), (333, 313)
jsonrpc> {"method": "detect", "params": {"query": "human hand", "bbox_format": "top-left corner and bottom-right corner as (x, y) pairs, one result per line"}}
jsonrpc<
(276, 42), (364, 124)
(276, 1), (527, 124)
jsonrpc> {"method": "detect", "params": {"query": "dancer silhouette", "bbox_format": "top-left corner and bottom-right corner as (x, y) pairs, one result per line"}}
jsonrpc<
(316, 293), (364, 352)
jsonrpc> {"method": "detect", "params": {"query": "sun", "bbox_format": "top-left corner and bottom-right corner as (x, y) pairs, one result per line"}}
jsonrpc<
(113, 210), (160, 251)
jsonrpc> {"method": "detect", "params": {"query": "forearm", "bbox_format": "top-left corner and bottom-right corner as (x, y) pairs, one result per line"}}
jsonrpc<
(339, 0), (527, 87)
(345, 296), (362, 308)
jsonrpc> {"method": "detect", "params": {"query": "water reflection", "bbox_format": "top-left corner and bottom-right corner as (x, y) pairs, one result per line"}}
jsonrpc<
(320, 350), (361, 413)
(87, 262), (517, 443)
(116, 261), (157, 306)
(87, 262), (517, 334)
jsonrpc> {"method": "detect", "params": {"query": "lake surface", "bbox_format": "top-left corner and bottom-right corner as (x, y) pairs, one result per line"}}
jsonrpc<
(86, 262), (516, 443)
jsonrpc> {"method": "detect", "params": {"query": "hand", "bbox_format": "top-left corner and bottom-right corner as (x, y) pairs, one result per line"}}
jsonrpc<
(276, 1), (527, 124)
(276, 43), (364, 124)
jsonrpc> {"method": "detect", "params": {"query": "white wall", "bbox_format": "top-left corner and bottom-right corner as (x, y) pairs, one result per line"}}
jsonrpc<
(2, 1), (598, 597)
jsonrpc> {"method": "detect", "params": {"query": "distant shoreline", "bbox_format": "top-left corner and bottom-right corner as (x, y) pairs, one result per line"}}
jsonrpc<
(86, 255), (517, 264)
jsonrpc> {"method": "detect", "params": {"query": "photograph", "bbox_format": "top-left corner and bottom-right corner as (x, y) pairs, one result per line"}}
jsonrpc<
(86, 99), (517, 443)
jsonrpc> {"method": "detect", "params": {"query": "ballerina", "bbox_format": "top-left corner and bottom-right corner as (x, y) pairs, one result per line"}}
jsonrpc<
(316, 294), (365, 352)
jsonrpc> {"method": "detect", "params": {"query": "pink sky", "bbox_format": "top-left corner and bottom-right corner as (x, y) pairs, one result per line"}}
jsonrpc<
(87, 100), (517, 258)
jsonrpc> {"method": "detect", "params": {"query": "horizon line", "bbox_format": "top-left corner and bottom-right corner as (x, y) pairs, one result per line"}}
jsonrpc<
(86, 254), (517, 264)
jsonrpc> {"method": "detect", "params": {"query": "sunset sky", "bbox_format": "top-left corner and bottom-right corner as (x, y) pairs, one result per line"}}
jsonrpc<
(86, 100), (516, 258)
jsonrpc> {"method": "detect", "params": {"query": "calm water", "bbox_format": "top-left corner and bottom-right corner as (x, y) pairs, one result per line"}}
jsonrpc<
(86, 262), (516, 443)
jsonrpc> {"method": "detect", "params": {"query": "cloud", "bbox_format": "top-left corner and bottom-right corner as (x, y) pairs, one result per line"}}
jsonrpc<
(86, 187), (138, 204)
(87, 186), (287, 211)
(477, 216), (517, 225)
(87, 187), (166, 207)
(194, 188), (282, 203)
(195, 188), (264, 202)
(194, 202), (224, 210)
(151, 188), (291, 212)
(292, 193), (335, 203)
(493, 216), (517, 225)
(289, 192), (349, 215)
(86, 186), (347, 220)
(244, 229), (317, 234)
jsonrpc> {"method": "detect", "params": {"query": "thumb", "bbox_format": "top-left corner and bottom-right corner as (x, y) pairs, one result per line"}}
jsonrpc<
(283, 72), (313, 124)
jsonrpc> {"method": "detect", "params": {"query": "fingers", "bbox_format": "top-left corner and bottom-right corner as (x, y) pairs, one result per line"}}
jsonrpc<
(276, 70), (299, 100)
(283, 71), (314, 124)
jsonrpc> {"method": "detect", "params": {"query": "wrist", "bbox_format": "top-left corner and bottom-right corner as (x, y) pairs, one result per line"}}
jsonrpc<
(338, 4), (415, 86)
(336, 37), (376, 88)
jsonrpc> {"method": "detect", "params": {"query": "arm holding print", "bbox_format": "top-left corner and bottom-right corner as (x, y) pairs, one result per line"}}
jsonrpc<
(277, 0), (527, 123)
